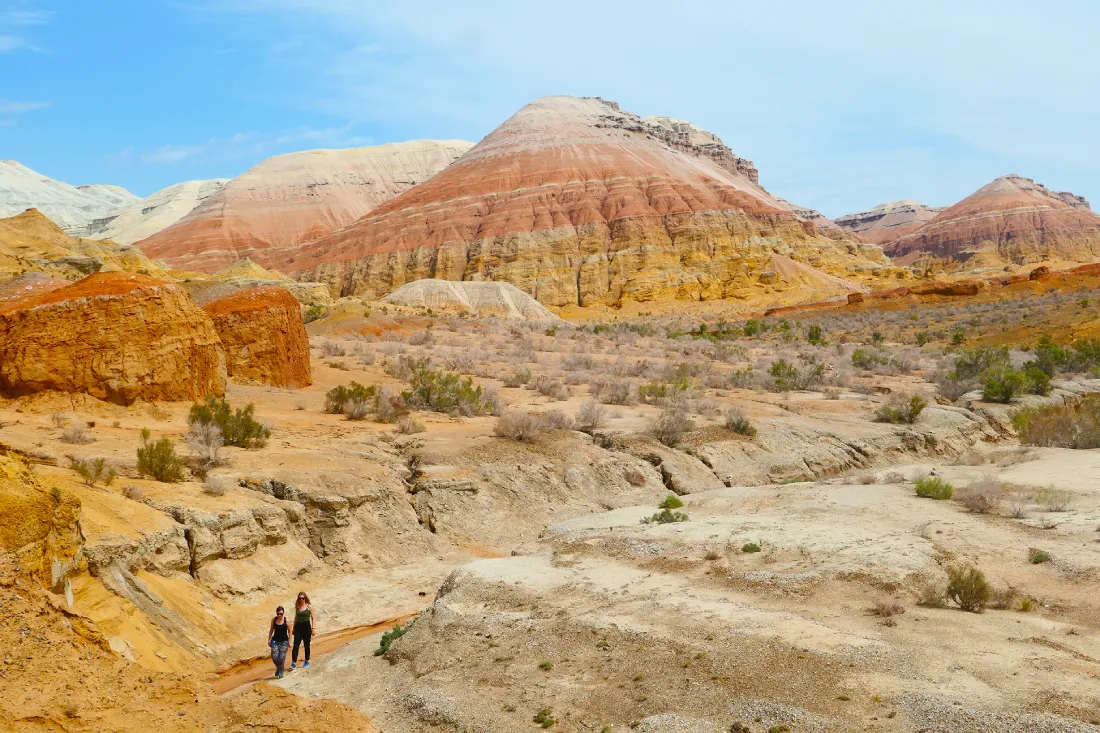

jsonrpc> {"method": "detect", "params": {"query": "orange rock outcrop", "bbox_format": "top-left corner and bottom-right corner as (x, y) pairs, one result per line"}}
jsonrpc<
(884, 175), (1100, 266)
(203, 286), (311, 388)
(274, 96), (885, 307)
(0, 272), (226, 404)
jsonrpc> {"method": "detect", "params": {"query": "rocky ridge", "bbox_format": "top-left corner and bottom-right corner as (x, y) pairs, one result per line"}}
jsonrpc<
(279, 95), (884, 307)
(85, 178), (229, 244)
(0, 160), (138, 234)
(382, 279), (564, 321)
(835, 200), (944, 244)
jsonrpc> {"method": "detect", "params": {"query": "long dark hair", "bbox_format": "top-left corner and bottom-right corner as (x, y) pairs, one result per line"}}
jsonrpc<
(296, 591), (311, 609)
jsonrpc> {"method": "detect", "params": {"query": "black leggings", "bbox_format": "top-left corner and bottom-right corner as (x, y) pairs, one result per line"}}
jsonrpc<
(293, 623), (311, 663)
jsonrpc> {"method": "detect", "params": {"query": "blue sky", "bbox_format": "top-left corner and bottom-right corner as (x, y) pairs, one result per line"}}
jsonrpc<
(2, 0), (1098, 217)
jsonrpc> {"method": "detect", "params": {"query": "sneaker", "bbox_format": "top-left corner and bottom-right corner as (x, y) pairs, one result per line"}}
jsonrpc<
(290, 663), (296, 669)
(303, 661), (310, 668)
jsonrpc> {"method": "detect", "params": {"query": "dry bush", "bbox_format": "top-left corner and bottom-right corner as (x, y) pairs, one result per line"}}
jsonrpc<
(1034, 486), (1074, 512)
(956, 474), (1003, 514)
(882, 471), (906, 483)
(874, 394), (927, 424)
(722, 407), (756, 437)
(60, 424), (94, 444)
(591, 377), (637, 405)
(990, 586), (1018, 610)
(871, 599), (906, 618)
(373, 387), (408, 423)
(649, 408), (695, 448)
(407, 329), (434, 346)
(185, 421), (224, 467)
(344, 398), (371, 420)
(394, 416), (426, 434)
(823, 387), (842, 400)
(534, 376), (569, 401)
(203, 476), (229, 496)
(954, 452), (988, 466)
(946, 565), (991, 613)
(857, 472), (879, 485)
(915, 577), (946, 608)
(319, 340), (346, 357)
(50, 411), (69, 428)
(493, 411), (545, 442)
(503, 367), (532, 388)
(574, 400), (607, 434)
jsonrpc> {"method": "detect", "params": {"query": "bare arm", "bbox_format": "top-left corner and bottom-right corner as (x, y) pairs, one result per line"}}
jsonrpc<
(268, 618), (274, 642)
(310, 605), (315, 633)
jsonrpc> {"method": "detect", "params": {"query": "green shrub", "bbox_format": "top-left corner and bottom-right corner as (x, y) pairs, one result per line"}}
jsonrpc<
(402, 359), (493, 416)
(1028, 549), (1051, 564)
(807, 324), (824, 345)
(642, 508), (689, 524)
(951, 330), (966, 345)
(915, 331), (930, 346)
(851, 349), (887, 370)
(743, 319), (763, 337)
(533, 708), (555, 728)
(875, 394), (927, 424)
(136, 429), (185, 483)
(70, 457), (116, 488)
(658, 495), (684, 509)
(914, 476), (953, 500)
(325, 382), (377, 414)
(981, 368), (1028, 403)
(373, 623), (407, 656)
(303, 304), (327, 323)
(742, 542), (761, 554)
(946, 565), (991, 612)
(188, 396), (270, 448)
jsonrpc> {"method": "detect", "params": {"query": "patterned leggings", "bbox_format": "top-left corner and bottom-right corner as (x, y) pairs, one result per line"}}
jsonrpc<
(271, 641), (289, 673)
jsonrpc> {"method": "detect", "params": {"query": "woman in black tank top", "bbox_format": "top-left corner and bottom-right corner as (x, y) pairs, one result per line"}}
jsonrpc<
(268, 606), (290, 678)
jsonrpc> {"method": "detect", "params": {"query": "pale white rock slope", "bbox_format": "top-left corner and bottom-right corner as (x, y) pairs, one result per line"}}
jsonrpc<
(85, 178), (228, 244)
(382, 279), (564, 321)
(0, 160), (138, 234)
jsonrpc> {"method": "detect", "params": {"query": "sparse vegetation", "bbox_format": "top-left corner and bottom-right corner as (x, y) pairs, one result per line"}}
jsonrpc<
(70, 457), (116, 487)
(871, 599), (905, 618)
(658, 495), (684, 509)
(642, 508), (689, 524)
(60, 424), (94, 444)
(188, 396), (269, 449)
(1013, 394), (1100, 448)
(741, 542), (761, 554)
(946, 565), (991, 613)
(533, 707), (555, 728)
(874, 394), (927, 424)
(914, 476), (953, 500)
(374, 623), (407, 656)
(401, 359), (494, 416)
(136, 429), (185, 483)
(494, 411), (547, 441)
(722, 407), (756, 436)
(202, 476), (229, 496)
(648, 408), (694, 447)
(1028, 549), (1052, 564)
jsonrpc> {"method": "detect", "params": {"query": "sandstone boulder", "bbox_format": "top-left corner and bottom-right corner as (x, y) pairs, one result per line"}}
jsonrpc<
(203, 286), (311, 388)
(0, 272), (226, 404)
(382, 279), (564, 321)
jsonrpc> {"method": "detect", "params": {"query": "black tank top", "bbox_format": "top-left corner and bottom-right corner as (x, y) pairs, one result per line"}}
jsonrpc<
(272, 617), (289, 643)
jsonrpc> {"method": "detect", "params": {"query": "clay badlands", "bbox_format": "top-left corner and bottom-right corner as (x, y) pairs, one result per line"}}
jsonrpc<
(3, 95), (1100, 733)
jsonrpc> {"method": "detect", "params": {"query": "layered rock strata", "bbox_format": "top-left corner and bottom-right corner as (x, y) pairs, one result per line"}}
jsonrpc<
(835, 200), (943, 244)
(203, 286), (312, 388)
(382, 279), (564, 321)
(883, 175), (1100, 266)
(278, 96), (883, 307)
(0, 272), (226, 404)
(136, 140), (473, 272)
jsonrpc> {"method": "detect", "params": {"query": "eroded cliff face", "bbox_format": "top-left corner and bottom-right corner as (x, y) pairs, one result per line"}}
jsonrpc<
(203, 286), (312, 388)
(0, 272), (226, 404)
(835, 200), (944, 244)
(274, 96), (883, 307)
(883, 175), (1100, 266)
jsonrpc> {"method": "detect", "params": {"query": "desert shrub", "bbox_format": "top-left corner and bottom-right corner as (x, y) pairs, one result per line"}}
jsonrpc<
(1018, 598), (1034, 612)
(407, 329), (433, 346)
(648, 408), (695, 447)
(851, 349), (887, 370)
(70, 457), (116, 487)
(318, 339), (345, 357)
(185, 421), (224, 468)
(937, 345), (1012, 399)
(642, 508), (689, 524)
(946, 565), (991, 612)
(990, 587), (1018, 610)
(373, 387), (408, 423)
(122, 485), (144, 502)
(574, 400), (607, 434)
(137, 429), (185, 483)
(591, 377), (637, 405)
(202, 476), (229, 496)
(1012, 394), (1100, 448)
(658, 495), (684, 509)
(533, 376), (569, 401)
(403, 360), (492, 416)
(50, 412), (69, 428)
(1028, 548), (1051, 564)
(60, 424), (94, 444)
(395, 416), (426, 434)
(344, 398), (371, 420)
(723, 407), (756, 437)
(727, 367), (756, 389)
(915, 578), (946, 608)
(303, 304), (328, 323)
(188, 396), (269, 449)
(741, 542), (761, 554)
(956, 475), (1002, 513)
(532, 708), (555, 729)
(540, 409), (573, 430)
(823, 387), (842, 400)
(373, 624), (407, 656)
(914, 476), (953, 500)
(325, 381), (376, 414)
(871, 599), (906, 618)
(807, 324), (824, 345)
(768, 354), (826, 392)
(1033, 486), (1074, 512)
(981, 368), (1029, 403)
(874, 394), (927, 424)
(503, 367), (532, 388)
(494, 411), (545, 442)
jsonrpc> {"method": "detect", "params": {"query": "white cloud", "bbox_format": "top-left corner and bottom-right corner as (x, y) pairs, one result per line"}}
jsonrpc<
(0, 98), (47, 125)
(132, 124), (371, 166)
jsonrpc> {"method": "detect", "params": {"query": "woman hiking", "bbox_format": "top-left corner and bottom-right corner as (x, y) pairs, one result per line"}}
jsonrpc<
(267, 606), (290, 678)
(290, 591), (315, 669)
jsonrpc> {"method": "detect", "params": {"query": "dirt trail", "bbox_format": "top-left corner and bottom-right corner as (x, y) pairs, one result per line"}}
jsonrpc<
(213, 612), (420, 694)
